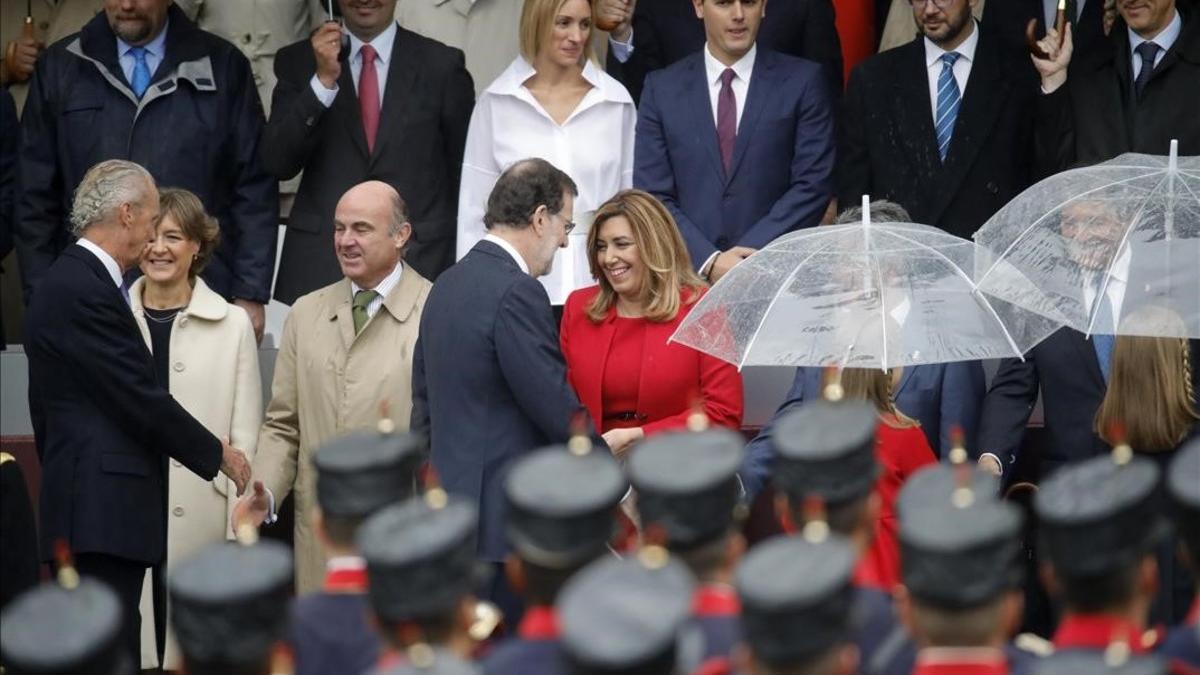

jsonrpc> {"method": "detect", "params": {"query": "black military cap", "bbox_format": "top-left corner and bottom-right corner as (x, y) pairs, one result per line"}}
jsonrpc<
(899, 485), (1023, 608)
(895, 461), (1001, 520)
(1030, 651), (1166, 675)
(0, 577), (127, 674)
(735, 533), (857, 666)
(505, 443), (626, 567)
(369, 647), (480, 675)
(314, 428), (425, 517)
(1168, 438), (1200, 556)
(559, 549), (695, 673)
(358, 492), (479, 622)
(169, 540), (293, 667)
(629, 427), (745, 548)
(772, 399), (878, 504)
(1035, 452), (1167, 577)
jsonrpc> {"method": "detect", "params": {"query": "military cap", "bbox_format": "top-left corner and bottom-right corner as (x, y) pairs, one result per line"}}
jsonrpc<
(314, 427), (425, 517)
(1168, 438), (1200, 556)
(369, 648), (480, 675)
(559, 549), (695, 673)
(735, 533), (857, 666)
(0, 577), (127, 674)
(1030, 651), (1166, 675)
(358, 493), (479, 622)
(1035, 452), (1167, 576)
(169, 540), (293, 667)
(899, 482), (1023, 608)
(895, 461), (1001, 520)
(505, 443), (626, 567)
(628, 427), (745, 548)
(771, 399), (878, 504)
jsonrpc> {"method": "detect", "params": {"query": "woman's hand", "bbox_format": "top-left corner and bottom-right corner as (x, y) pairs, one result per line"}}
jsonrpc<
(602, 427), (644, 458)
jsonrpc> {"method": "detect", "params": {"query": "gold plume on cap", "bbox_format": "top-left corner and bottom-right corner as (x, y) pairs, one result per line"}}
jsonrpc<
(638, 545), (670, 570)
(468, 601), (503, 642)
(821, 367), (844, 402)
(407, 643), (436, 668)
(377, 400), (395, 435)
(53, 541), (80, 590)
(425, 487), (448, 510)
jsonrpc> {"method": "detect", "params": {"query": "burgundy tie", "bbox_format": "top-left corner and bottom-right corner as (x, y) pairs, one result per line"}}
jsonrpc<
(716, 68), (737, 175)
(359, 44), (380, 152)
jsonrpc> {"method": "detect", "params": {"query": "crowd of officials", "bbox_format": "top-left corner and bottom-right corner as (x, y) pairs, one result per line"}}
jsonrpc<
(1, 0), (1199, 673)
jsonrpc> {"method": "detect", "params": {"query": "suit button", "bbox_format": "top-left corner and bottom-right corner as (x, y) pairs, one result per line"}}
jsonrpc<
(986, 181), (999, 195)
(172, 506), (185, 517)
(179, 316), (188, 326)
(173, 361), (185, 372)
(305, 116), (316, 127)
(243, 33), (252, 44)
(171, 460), (182, 468)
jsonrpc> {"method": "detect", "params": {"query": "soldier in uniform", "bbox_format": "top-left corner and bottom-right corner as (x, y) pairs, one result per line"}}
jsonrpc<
(1161, 439), (1200, 670)
(168, 538), (294, 675)
(359, 491), (485, 670)
(628, 423), (747, 660)
(483, 438), (626, 675)
(1035, 448), (1169, 657)
(768, 399), (901, 665)
(1030, 651), (1168, 674)
(558, 549), (697, 674)
(290, 426), (426, 675)
(0, 453), (39, 609)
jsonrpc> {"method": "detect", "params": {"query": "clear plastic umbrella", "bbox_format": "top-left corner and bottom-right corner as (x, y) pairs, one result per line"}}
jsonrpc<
(974, 140), (1200, 338)
(670, 198), (1063, 370)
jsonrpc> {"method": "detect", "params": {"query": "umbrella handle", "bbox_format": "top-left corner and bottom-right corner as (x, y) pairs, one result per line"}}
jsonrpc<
(1025, 1), (1066, 60)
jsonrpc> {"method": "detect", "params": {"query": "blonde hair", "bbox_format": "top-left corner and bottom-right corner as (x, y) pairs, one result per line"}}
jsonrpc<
(158, 187), (221, 279)
(585, 189), (707, 323)
(1095, 308), (1197, 451)
(519, 0), (593, 64)
(840, 368), (918, 429)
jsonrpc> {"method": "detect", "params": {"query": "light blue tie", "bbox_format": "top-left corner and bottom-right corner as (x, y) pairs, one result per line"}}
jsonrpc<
(935, 52), (962, 162)
(1092, 292), (1116, 383)
(130, 46), (151, 98)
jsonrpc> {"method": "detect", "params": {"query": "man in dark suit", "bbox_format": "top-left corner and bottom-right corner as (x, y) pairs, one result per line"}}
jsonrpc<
(1031, 0), (1199, 173)
(838, 0), (1038, 240)
(262, 0), (474, 305)
(23, 159), (251, 667)
(0, 88), (15, 349)
(411, 158), (598, 623)
(634, 0), (835, 283)
(982, 0), (1110, 65)
(602, 0), (843, 104)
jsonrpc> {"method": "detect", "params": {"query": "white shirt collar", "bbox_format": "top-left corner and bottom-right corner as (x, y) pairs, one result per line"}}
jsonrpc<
(704, 43), (757, 88)
(76, 238), (124, 288)
(1127, 8), (1182, 58)
(483, 233), (531, 275)
(349, 21), (398, 65)
(924, 20), (980, 68)
(486, 56), (633, 105)
(350, 258), (404, 298)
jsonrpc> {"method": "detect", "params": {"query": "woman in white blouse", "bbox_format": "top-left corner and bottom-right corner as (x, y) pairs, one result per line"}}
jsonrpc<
(457, 0), (636, 304)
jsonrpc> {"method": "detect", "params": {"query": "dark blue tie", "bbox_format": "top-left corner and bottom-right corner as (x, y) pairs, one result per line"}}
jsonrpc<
(130, 46), (151, 98)
(935, 52), (962, 162)
(1134, 41), (1161, 99)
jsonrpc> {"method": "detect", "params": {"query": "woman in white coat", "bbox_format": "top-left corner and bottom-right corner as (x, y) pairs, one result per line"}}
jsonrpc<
(130, 188), (263, 670)
(456, 0), (636, 305)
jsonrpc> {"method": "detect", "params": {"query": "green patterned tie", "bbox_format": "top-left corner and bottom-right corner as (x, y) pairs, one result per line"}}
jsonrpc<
(352, 290), (379, 335)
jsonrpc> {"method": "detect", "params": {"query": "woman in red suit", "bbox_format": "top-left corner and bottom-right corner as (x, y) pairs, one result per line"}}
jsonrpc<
(560, 189), (744, 457)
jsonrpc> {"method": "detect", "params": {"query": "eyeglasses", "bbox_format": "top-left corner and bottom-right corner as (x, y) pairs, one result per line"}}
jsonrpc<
(908, 0), (954, 9)
(554, 211), (576, 235)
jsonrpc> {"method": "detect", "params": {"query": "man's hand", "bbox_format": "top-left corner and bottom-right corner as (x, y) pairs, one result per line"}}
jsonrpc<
(595, 0), (636, 42)
(233, 299), (265, 345)
(977, 454), (1003, 477)
(601, 427), (644, 458)
(1031, 23), (1073, 94)
(220, 439), (251, 496)
(231, 480), (270, 534)
(709, 246), (756, 283)
(2, 35), (44, 86)
(311, 21), (343, 89)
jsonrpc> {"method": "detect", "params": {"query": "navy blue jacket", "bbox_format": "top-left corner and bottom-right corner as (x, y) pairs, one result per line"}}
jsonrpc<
(290, 592), (380, 675)
(25, 245), (221, 564)
(634, 48), (835, 268)
(411, 240), (595, 562)
(17, 5), (278, 302)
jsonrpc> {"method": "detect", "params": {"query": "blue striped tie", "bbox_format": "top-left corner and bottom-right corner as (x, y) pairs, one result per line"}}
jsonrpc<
(935, 52), (962, 162)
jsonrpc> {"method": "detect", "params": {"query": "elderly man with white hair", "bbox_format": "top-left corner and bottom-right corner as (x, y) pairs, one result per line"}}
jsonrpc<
(23, 159), (252, 667)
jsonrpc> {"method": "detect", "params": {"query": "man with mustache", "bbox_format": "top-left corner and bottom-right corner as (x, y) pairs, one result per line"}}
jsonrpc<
(16, 0), (278, 343)
(1032, 0), (1199, 172)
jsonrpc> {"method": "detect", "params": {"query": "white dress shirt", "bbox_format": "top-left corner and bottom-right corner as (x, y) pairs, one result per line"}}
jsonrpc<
(76, 238), (124, 288)
(310, 21), (398, 108)
(117, 21), (168, 86)
(703, 43), (756, 132)
(349, 260), (403, 321)
(457, 56), (636, 304)
(1129, 9), (1182, 76)
(482, 233), (531, 275)
(923, 21), (979, 127)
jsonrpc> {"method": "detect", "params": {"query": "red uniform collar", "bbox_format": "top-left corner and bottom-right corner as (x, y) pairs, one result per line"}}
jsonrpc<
(914, 648), (1008, 675)
(692, 584), (740, 617)
(518, 606), (560, 641)
(1053, 614), (1151, 654)
(323, 566), (368, 593)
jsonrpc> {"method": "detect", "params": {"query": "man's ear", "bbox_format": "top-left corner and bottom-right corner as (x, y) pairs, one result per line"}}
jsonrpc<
(692, 0), (705, 20)
(394, 222), (412, 251)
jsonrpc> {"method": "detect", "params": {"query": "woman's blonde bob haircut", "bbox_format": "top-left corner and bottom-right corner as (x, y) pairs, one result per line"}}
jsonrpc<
(519, 0), (594, 64)
(585, 189), (706, 323)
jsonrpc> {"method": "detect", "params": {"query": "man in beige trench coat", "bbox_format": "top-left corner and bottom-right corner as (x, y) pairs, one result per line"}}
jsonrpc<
(233, 180), (431, 594)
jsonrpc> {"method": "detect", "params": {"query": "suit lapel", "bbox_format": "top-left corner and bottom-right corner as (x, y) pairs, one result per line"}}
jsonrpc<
(335, 58), (370, 160)
(727, 50), (772, 182)
(1068, 328), (1107, 390)
(893, 365), (917, 398)
(370, 27), (418, 164)
(892, 41), (943, 187)
(683, 56), (726, 181)
(328, 279), (357, 350)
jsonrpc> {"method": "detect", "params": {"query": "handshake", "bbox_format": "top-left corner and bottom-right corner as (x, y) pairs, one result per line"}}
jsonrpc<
(218, 441), (271, 534)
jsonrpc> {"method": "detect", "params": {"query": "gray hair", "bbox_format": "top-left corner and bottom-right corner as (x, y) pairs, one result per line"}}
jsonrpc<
(835, 199), (912, 225)
(70, 160), (155, 236)
(388, 190), (409, 237)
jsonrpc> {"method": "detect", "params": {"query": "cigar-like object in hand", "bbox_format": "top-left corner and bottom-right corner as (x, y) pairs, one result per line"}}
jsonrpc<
(1026, 0), (1067, 60)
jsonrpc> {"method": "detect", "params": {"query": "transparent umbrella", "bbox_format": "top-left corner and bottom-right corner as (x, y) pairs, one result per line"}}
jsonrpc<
(974, 140), (1200, 338)
(670, 199), (1063, 370)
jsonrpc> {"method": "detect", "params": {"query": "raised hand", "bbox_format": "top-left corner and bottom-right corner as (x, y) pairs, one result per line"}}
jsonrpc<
(709, 246), (756, 283)
(594, 0), (636, 42)
(220, 440), (251, 496)
(1031, 23), (1074, 93)
(311, 21), (343, 90)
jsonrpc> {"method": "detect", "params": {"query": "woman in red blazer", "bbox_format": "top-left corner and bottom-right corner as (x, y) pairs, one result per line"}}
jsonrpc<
(560, 189), (744, 457)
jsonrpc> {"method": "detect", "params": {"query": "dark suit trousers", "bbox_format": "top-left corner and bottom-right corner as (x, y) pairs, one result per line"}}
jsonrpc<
(73, 553), (148, 667)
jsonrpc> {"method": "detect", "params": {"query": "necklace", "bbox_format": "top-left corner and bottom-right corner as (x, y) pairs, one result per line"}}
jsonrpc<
(144, 307), (183, 324)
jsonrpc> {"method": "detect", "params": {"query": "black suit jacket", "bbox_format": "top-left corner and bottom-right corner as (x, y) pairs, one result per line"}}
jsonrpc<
(263, 25), (474, 304)
(410, 240), (597, 562)
(606, 0), (843, 104)
(1036, 10), (1200, 174)
(837, 30), (1037, 239)
(24, 245), (221, 564)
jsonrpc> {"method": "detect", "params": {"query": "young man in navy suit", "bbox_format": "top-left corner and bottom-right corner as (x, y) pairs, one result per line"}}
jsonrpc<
(634, 0), (835, 283)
